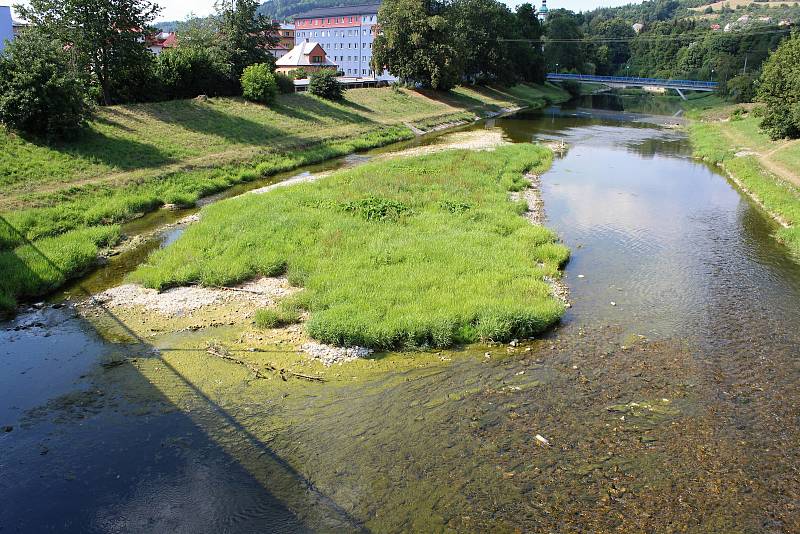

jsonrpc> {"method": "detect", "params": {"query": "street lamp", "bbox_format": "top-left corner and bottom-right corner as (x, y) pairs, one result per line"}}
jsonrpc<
(555, 62), (559, 73)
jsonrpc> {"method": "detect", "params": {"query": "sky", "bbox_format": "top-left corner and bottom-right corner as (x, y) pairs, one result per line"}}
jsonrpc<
(12, 0), (644, 22)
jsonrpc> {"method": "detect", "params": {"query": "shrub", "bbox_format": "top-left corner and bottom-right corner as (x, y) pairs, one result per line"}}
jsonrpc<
(275, 72), (295, 94)
(255, 307), (301, 328)
(0, 30), (92, 139)
(726, 73), (757, 104)
(241, 63), (278, 104)
(289, 67), (309, 80)
(308, 69), (344, 100)
(155, 47), (234, 100)
(559, 80), (581, 98)
(757, 33), (800, 139)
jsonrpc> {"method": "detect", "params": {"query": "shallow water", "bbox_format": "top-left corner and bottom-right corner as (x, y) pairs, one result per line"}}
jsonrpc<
(2, 100), (800, 532)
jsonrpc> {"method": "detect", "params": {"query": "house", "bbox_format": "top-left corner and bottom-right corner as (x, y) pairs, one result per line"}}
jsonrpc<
(269, 43), (291, 59)
(276, 22), (294, 49)
(293, 3), (393, 80)
(0, 5), (13, 53)
(632, 22), (644, 33)
(711, 23), (721, 30)
(275, 40), (337, 75)
(146, 31), (177, 55)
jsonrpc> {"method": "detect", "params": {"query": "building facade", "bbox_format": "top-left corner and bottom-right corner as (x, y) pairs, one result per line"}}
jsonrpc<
(293, 3), (393, 80)
(0, 5), (13, 53)
(275, 40), (337, 75)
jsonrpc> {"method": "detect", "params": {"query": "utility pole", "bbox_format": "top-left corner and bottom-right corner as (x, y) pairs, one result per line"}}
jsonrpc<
(742, 54), (748, 75)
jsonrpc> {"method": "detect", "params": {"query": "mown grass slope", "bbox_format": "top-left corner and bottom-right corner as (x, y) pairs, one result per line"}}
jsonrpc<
(689, 108), (800, 255)
(131, 144), (570, 350)
(0, 83), (569, 314)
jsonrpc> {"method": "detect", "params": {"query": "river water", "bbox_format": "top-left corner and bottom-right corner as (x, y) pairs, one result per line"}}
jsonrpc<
(2, 97), (799, 532)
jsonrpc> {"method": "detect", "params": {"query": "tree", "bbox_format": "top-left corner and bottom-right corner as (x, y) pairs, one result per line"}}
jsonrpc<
(0, 29), (92, 139)
(217, 0), (279, 80)
(758, 32), (800, 139)
(17, 0), (161, 105)
(511, 4), (546, 84)
(588, 18), (635, 75)
(240, 63), (278, 103)
(308, 69), (344, 99)
(372, 0), (462, 90)
(448, 0), (517, 83)
(545, 10), (587, 73)
(155, 47), (233, 99)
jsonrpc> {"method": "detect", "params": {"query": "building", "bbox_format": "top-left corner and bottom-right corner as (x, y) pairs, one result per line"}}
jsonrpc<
(275, 40), (337, 75)
(269, 22), (294, 59)
(293, 3), (393, 80)
(146, 31), (177, 55)
(538, 0), (549, 21)
(0, 5), (13, 53)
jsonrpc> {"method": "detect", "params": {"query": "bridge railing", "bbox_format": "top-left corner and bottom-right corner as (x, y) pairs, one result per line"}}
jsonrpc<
(546, 72), (718, 90)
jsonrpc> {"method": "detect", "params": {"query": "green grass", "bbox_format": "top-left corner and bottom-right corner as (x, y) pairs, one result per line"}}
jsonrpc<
(689, 120), (800, 255)
(0, 83), (569, 314)
(131, 144), (569, 350)
(0, 225), (121, 315)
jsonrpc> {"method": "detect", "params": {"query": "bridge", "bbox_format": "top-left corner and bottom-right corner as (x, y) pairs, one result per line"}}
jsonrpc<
(546, 73), (719, 100)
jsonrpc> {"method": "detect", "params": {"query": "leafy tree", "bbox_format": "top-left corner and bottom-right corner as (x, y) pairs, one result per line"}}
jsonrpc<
(511, 4), (546, 83)
(726, 72), (758, 103)
(0, 29), (92, 139)
(372, 0), (462, 90)
(155, 47), (233, 99)
(308, 69), (344, 99)
(18, 0), (161, 105)
(448, 0), (517, 83)
(588, 18), (635, 75)
(240, 63), (279, 103)
(758, 32), (800, 139)
(274, 72), (296, 93)
(545, 10), (587, 73)
(217, 0), (280, 80)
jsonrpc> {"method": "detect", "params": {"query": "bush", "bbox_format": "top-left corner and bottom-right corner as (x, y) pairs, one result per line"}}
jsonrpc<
(757, 33), (800, 139)
(559, 79), (581, 97)
(289, 68), (309, 80)
(308, 69), (344, 100)
(0, 30), (92, 139)
(155, 47), (234, 100)
(275, 72), (295, 94)
(726, 73), (757, 104)
(240, 63), (278, 104)
(254, 307), (301, 328)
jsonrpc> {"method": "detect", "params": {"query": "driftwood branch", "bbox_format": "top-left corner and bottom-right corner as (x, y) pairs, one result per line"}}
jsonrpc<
(206, 342), (324, 382)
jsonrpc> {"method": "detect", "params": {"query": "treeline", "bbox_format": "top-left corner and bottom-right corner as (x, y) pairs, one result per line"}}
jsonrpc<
(542, 4), (792, 103)
(372, 0), (546, 90)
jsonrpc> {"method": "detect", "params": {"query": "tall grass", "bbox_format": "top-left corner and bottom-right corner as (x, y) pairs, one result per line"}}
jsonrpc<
(689, 121), (800, 255)
(0, 226), (121, 314)
(131, 144), (569, 350)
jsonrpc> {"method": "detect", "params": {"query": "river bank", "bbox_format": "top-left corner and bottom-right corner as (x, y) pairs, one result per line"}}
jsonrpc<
(0, 83), (570, 315)
(688, 104), (800, 256)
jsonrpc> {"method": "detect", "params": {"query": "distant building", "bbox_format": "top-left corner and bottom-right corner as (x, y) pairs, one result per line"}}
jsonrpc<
(538, 0), (549, 21)
(632, 22), (644, 33)
(0, 5), (13, 53)
(710, 23), (721, 30)
(146, 31), (177, 54)
(293, 3), (393, 79)
(268, 22), (294, 59)
(275, 40), (337, 75)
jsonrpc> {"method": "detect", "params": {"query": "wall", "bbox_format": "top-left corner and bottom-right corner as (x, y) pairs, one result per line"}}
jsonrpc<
(0, 6), (13, 54)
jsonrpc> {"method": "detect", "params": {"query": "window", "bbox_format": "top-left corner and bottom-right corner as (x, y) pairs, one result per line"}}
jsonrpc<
(312, 55), (322, 63)
(362, 69), (367, 75)
(349, 16), (353, 22)
(327, 18), (330, 23)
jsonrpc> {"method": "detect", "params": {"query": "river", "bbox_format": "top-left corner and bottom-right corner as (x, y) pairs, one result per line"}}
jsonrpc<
(2, 96), (799, 532)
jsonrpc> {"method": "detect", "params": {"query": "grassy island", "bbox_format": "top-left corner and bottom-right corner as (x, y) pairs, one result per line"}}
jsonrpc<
(131, 144), (569, 350)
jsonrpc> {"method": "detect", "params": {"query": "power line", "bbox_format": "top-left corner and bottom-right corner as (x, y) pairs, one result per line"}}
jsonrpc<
(499, 27), (793, 44)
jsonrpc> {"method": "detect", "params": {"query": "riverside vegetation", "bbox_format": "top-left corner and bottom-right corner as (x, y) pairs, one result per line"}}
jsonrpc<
(689, 105), (800, 255)
(0, 83), (569, 314)
(131, 144), (570, 349)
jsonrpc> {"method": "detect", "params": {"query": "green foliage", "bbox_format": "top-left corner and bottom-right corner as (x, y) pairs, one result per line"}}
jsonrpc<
(18, 0), (161, 105)
(0, 225), (121, 314)
(758, 32), (800, 139)
(218, 0), (279, 80)
(372, 0), (463, 90)
(308, 69), (344, 99)
(241, 63), (279, 104)
(255, 307), (301, 328)
(726, 73), (758, 104)
(275, 72), (295, 94)
(155, 47), (234, 99)
(131, 145), (569, 350)
(289, 67), (309, 80)
(0, 30), (92, 140)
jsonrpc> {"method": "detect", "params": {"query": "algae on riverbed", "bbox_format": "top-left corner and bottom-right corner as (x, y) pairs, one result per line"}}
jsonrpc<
(130, 144), (569, 350)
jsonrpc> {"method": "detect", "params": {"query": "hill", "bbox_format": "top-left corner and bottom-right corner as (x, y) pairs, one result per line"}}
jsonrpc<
(257, 0), (375, 19)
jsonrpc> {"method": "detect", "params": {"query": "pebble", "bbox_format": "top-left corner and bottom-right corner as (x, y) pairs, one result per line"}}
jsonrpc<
(535, 434), (550, 446)
(610, 301), (616, 306)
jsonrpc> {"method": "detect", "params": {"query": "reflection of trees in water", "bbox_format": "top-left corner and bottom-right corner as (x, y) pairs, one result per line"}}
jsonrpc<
(625, 137), (692, 158)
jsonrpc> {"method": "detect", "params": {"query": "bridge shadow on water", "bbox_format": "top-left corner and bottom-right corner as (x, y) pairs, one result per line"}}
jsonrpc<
(0, 219), (368, 533)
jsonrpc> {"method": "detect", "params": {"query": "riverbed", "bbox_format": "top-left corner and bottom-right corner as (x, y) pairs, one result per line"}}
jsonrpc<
(2, 97), (799, 532)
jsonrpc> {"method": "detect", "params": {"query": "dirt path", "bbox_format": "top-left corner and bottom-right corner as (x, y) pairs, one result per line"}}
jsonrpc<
(718, 123), (800, 188)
